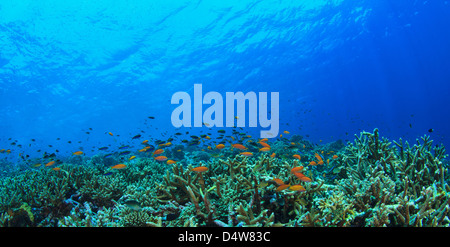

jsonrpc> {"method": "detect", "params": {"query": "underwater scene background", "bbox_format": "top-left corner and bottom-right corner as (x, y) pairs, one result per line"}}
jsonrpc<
(0, 0), (449, 227)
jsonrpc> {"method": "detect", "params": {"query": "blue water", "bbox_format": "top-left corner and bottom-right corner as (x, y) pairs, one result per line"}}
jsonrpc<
(0, 0), (449, 161)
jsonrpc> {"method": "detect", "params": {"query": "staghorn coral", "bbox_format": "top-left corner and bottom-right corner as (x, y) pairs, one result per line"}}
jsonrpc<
(79, 172), (126, 207)
(234, 202), (280, 227)
(337, 129), (450, 226)
(315, 191), (356, 226)
(1, 128), (449, 227)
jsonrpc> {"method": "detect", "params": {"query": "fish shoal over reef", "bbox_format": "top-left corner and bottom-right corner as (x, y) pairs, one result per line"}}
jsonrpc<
(0, 127), (448, 227)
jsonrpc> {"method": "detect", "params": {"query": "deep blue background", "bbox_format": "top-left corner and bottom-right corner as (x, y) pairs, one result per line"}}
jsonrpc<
(0, 0), (449, 160)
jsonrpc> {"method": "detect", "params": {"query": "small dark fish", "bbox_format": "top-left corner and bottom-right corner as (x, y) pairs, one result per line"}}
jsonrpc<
(104, 153), (113, 158)
(132, 134), (142, 140)
(165, 212), (180, 221)
(98, 147), (109, 151)
(188, 140), (200, 146)
(428, 129), (434, 133)
(119, 151), (131, 155)
(118, 145), (130, 150)
(175, 132), (182, 136)
(103, 172), (113, 176)
(43, 153), (56, 159)
(409, 123), (412, 128)
(124, 200), (141, 210)
(145, 145), (155, 152)
(218, 130), (226, 133)
(148, 116), (155, 119)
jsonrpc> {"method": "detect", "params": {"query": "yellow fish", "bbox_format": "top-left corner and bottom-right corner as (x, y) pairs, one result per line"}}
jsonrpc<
(111, 164), (127, 169)
(166, 160), (177, 165)
(240, 152), (253, 157)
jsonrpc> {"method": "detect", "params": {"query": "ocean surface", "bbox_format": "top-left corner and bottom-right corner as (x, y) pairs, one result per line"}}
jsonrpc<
(0, 0), (449, 228)
(1, 1), (449, 158)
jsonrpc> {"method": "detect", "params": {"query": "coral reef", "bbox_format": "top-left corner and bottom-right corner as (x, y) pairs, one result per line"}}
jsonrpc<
(0, 129), (449, 227)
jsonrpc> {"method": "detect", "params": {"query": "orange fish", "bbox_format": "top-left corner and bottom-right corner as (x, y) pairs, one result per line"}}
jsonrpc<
(216, 144), (225, 150)
(142, 140), (149, 144)
(191, 166), (209, 173)
(108, 132), (113, 136)
(138, 148), (147, 152)
(294, 173), (312, 182)
(111, 164), (127, 169)
(52, 167), (61, 171)
(292, 154), (301, 161)
(240, 152), (253, 157)
(232, 144), (247, 150)
(72, 151), (83, 155)
(154, 156), (168, 162)
(259, 141), (271, 148)
(289, 185), (306, 192)
(276, 184), (290, 192)
(153, 149), (164, 156)
(291, 166), (304, 173)
(270, 153), (276, 158)
(0, 149), (5, 153)
(260, 138), (268, 142)
(259, 147), (271, 152)
(45, 161), (56, 167)
(166, 160), (177, 165)
(309, 161), (317, 166)
(283, 131), (290, 134)
(332, 155), (338, 159)
(298, 176), (312, 182)
(314, 153), (323, 162)
(272, 178), (284, 186)
(129, 156), (136, 161)
(317, 160), (324, 165)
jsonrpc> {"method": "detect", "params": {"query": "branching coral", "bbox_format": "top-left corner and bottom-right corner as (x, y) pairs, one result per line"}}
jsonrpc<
(1, 128), (449, 227)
